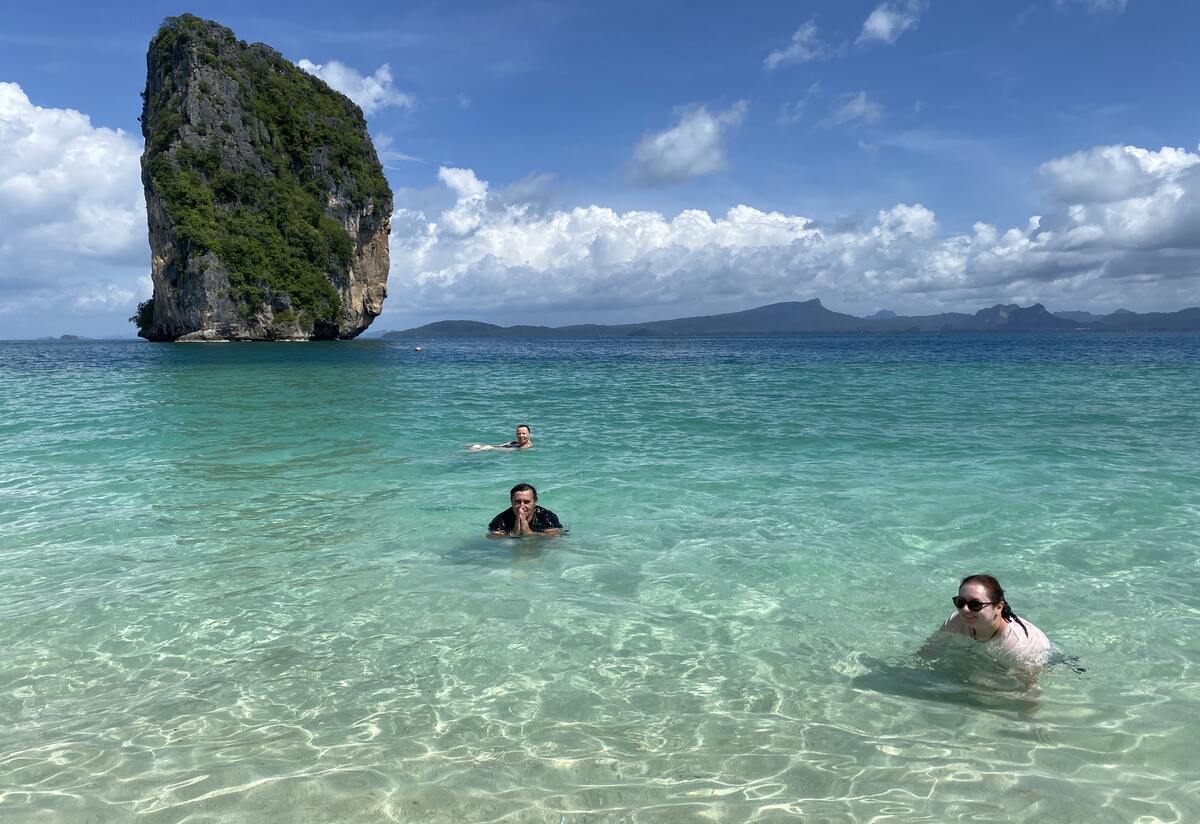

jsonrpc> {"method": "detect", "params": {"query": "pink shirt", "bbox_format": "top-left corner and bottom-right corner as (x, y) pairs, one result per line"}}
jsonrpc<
(939, 612), (1052, 667)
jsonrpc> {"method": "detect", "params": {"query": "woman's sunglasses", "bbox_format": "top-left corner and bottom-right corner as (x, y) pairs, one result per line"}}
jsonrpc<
(952, 596), (997, 612)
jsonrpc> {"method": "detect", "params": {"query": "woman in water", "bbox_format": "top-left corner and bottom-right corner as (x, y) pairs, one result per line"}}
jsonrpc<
(926, 574), (1053, 668)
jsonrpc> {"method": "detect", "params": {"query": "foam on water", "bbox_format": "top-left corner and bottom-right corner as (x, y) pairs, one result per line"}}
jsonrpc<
(1, 335), (1198, 822)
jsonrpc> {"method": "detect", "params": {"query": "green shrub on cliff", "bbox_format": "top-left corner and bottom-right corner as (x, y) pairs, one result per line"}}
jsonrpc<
(130, 299), (155, 331)
(139, 14), (391, 333)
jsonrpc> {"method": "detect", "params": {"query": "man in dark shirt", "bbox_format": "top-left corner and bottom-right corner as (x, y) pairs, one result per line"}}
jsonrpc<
(488, 482), (563, 538)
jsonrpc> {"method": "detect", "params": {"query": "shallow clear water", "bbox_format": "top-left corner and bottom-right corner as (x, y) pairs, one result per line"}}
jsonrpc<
(2, 334), (1198, 823)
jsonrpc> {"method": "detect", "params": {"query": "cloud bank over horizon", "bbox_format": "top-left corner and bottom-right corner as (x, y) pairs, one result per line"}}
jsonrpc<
(389, 144), (1200, 320)
(0, 82), (148, 327)
(3, 79), (1200, 335)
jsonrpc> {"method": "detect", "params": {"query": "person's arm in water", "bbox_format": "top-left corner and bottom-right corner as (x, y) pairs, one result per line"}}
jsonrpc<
(491, 505), (561, 538)
(528, 506), (562, 537)
(487, 509), (511, 538)
(511, 508), (534, 537)
(916, 614), (958, 659)
(916, 632), (944, 660)
(486, 504), (542, 538)
(470, 441), (526, 451)
(509, 502), (553, 537)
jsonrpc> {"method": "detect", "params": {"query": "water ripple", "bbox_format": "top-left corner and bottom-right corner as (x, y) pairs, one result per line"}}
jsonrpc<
(1, 336), (1198, 822)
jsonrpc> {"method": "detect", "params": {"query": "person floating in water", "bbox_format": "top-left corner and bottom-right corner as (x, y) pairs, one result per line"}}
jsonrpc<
(488, 483), (562, 538)
(469, 424), (533, 452)
(923, 574), (1053, 668)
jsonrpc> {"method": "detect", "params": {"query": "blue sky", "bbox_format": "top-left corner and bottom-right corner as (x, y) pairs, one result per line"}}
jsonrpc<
(2, 0), (1199, 337)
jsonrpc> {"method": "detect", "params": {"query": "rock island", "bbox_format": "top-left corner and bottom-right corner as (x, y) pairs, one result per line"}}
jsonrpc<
(134, 14), (392, 341)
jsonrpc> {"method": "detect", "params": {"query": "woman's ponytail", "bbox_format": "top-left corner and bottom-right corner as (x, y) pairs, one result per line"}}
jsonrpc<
(1000, 601), (1029, 637)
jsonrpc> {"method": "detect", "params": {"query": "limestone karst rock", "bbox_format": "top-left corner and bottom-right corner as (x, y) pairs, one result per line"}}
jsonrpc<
(134, 15), (392, 341)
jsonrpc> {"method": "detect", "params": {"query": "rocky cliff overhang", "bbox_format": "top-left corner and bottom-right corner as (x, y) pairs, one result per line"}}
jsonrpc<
(135, 14), (393, 341)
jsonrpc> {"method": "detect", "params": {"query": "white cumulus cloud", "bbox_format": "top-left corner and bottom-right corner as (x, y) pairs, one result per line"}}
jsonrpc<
(0, 82), (147, 326)
(764, 21), (830, 72)
(630, 101), (749, 186)
(5, 77), (1200, 336)
(858, 0), (927, 46)
(296, 59), (415, 115)
(1037, 144), (1200, 253)
(387, 147), (1200, 322)
(70, 281), (140, 313)
(1040, 144), (1200, 204)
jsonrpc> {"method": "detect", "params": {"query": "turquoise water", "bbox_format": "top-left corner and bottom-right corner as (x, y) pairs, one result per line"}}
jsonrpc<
(2, 335), (1198, 823)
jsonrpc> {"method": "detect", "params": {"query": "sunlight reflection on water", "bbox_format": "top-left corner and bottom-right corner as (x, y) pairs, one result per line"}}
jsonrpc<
(1, 335), (1198, 822)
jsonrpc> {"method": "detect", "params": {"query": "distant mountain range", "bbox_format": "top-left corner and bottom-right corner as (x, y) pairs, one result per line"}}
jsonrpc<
(380, 300), (1200, 338)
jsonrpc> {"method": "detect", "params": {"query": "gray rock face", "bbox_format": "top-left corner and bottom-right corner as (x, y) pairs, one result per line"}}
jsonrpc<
(135, 15), (392, 341)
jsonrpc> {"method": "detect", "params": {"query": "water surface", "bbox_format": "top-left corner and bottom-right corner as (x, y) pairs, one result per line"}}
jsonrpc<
(2, 334), (1198, 822)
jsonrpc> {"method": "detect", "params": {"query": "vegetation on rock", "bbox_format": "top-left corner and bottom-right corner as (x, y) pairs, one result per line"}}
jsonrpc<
(137, 14), (392, 337)
(130, 299), (155, 331)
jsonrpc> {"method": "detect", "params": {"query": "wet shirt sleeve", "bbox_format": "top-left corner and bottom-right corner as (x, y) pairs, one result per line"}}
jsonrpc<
(997, 619), (1053, 665)
(532, 507), (563, 531)
(940, 612), (965, 635)
(488, 510), (514, 532)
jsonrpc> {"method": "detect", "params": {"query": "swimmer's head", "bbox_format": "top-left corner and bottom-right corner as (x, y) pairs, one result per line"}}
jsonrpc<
(510, 482), (538, 502)
(955, 578), (1003, 609)
(515, 424), (531, 445)
(959, 574), (1004, 607)
(958, 574), (1028, 636)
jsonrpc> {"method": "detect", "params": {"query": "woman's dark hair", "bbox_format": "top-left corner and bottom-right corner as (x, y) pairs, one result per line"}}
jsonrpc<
(510, 482), (537, 500)
(516, 424), (531, 432)
(960, 574), (1029, 637)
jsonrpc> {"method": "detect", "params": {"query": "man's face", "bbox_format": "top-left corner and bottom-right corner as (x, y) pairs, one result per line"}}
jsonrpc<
(515, 426), (531, 446)
(511, 489), (536, 517)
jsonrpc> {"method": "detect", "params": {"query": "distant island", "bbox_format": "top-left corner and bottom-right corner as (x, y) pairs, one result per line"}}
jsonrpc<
(380, 299), (1200, 338)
